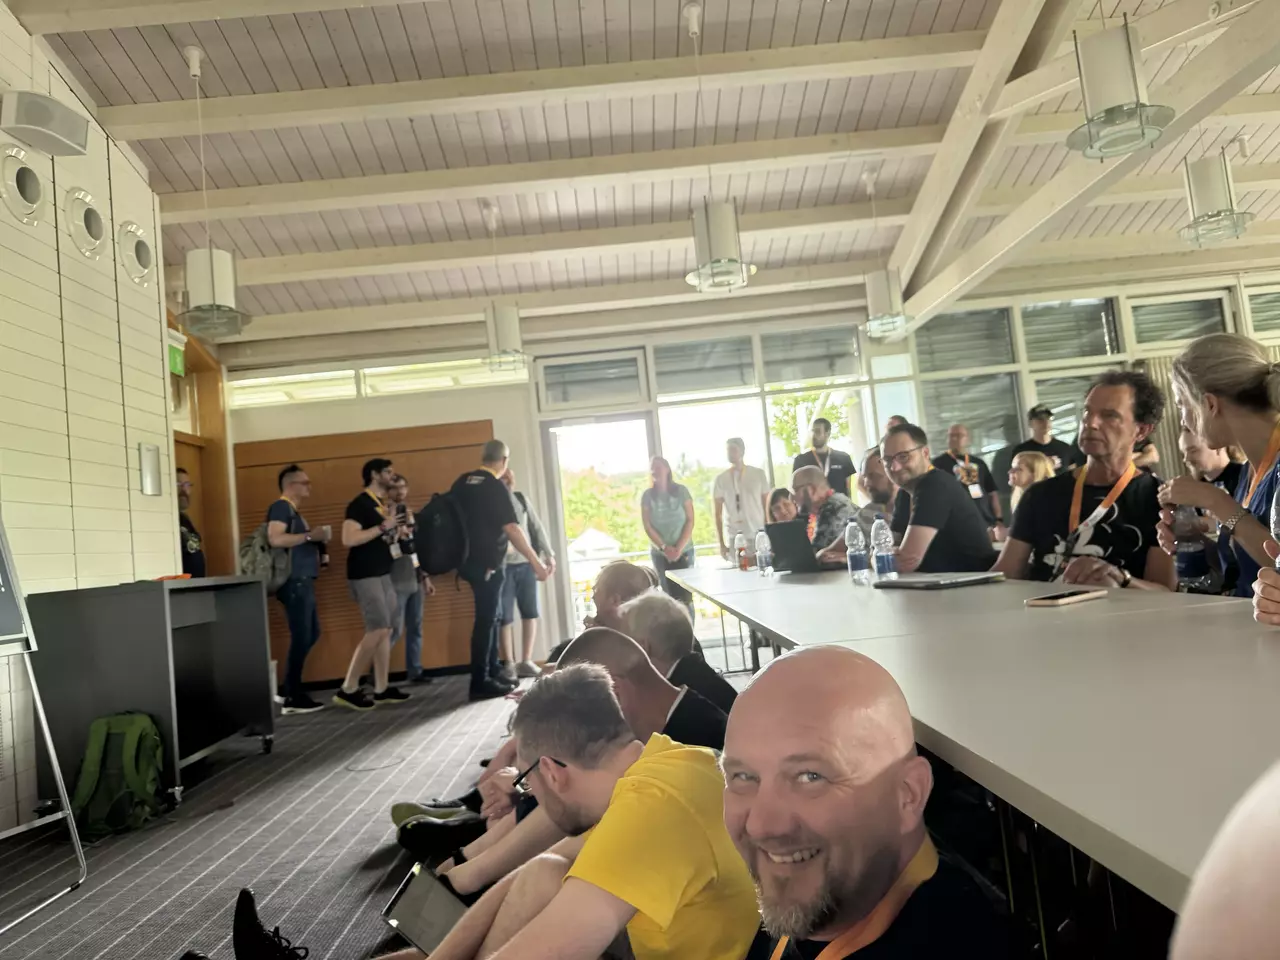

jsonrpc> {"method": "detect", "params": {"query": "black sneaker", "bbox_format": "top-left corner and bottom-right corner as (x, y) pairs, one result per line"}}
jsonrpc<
(233, 888), (309, 959)
(332, 688), (374, 712)
(281, 694), (324, 715)
(407, 673), (434, 685)
(468, 680), (510, 702)
(493, 673), (520, 690)
(373, 686), (411, 704)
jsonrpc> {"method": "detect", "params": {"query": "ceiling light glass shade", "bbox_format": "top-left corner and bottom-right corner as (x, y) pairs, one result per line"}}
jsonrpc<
(685, 199), (756, 292)
(486, 303), (526, 370)
(1065, 22), (1174, 159)
(1179, 152), (1255, 248)
(179, 246), (251, 340)
(864, 267), (910, 339)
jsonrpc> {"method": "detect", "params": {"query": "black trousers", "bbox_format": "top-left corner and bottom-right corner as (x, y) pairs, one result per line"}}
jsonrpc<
(460, 563), (506, 690)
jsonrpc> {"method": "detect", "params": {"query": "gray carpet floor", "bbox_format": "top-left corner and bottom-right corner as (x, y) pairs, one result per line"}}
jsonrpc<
(0, 677), (514, 960)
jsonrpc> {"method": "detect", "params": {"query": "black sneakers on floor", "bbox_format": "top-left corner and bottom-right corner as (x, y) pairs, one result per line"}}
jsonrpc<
(331, 688), (374, 711)
(281, 694), (324, 715)
(232, 888), (309, 959)
(468, 680), (510, 701)
(373, 686), (411, 704)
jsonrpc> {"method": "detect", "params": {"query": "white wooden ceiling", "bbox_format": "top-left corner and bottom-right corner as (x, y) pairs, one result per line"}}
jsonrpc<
(17, 0), (1280, 362)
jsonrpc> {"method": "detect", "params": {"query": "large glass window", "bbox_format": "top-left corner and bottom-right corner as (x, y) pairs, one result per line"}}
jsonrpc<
(1130, 298), (1226, 344)
(227, 370), (357, 407)
(653, 337), (754, 399)
(1250, 292), (1280, 334)
(541, 354), (645, 408)
(873, 381), (918, 435)
(914, 308), (1014, 373)
(919, 373), (1020, 457)
(1022, 299), (1120, 361)
(761, 326), (860, 385)
(1032, 372), (1116, 443)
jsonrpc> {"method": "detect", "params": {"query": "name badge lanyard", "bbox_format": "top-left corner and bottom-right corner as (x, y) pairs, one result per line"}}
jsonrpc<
(1241, 422), (1280, 510)
(1059, 462), (1138, 572)
(811, 449), (831, 478)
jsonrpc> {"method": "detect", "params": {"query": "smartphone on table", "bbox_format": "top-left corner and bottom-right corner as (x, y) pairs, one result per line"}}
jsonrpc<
(1024, 588), (1108, 607)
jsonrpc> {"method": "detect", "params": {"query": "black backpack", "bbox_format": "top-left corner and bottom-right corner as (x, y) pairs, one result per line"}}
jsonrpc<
(415, 492), (469, 575)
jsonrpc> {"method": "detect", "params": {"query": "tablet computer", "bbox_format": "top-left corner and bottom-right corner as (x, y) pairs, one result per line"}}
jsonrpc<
(383, 862), (468, 953)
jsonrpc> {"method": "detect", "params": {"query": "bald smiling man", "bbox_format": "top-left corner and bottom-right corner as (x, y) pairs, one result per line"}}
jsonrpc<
(723, 648), (1012, 960)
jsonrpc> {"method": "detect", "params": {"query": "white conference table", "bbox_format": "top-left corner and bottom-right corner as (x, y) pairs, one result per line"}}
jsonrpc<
(668, 565), (1279, 912)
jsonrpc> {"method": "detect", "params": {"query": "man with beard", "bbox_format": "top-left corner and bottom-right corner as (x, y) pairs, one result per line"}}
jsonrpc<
(791, 464), (856, 566)
(394, 663), (759, 960)
(723, 647), (1012, 959)
(853, 447), (897, 538)
(176, 468), (205, 577)
(993, 371), (1175, 590)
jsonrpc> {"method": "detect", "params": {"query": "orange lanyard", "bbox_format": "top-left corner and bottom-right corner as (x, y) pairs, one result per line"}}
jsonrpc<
(768, 839), (939, 960)
(1068, 462), (1137, 535)
(1242, 422), (1280, 510)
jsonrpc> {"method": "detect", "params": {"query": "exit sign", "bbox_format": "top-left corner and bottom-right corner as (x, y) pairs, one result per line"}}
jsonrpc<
(168, 343), (185, 377)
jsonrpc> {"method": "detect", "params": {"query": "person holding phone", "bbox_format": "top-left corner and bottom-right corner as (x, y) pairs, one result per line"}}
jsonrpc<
(388, 474), (434, 684)
(267, 464), (330, 714)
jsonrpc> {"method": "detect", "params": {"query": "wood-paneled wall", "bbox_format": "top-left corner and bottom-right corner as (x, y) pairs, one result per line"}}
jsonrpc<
(234, 422), (493, 685)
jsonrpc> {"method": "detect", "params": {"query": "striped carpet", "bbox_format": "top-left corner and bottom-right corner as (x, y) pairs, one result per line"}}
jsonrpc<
(0, 677), (514, 960)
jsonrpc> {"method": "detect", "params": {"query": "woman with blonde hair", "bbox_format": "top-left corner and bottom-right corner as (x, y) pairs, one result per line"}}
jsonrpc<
(1007, 450), (1055, 515)
(1158, 332), (1280, 596)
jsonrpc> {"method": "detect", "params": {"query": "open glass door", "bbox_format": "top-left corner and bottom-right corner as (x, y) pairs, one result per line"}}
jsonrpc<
(541, 413), (657, 635)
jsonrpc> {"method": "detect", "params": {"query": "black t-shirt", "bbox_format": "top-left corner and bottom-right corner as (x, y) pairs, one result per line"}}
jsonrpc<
(179, 512), (205, 578)
(451, 469), (519, 570)
(930, 452), (999, 524)
(1009, 469), (1162, 582)
(345, 490), (393, 580)
(668, 654), (738, 716)
(661, 687), (727, 751)
(889, 470), (997, 573)
(792, 448), (857, 497)
(747, 855), (1014, 960)
(1010, 438), (1083, 474)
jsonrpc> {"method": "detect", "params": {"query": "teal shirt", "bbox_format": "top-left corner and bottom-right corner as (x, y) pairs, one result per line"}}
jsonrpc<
(643, 484), (692, 547)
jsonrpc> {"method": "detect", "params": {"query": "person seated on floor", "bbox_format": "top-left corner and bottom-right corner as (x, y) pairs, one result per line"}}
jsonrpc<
(724, 646), (1013, 959)
(1169, 759), (1280, 960)
(882, 423), (998, 574)
(440, 663), (756, 960)
(993, 371), (1175, 590)
(620, 588), (737, 715)
(791, 464), (856, 567)
(404, 628), (730, 899)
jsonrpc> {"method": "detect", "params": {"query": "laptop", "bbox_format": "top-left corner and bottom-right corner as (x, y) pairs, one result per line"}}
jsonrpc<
(382, 862), (468, 953)
(765, 520), (823, 573)
(873, 571), (1005, 590)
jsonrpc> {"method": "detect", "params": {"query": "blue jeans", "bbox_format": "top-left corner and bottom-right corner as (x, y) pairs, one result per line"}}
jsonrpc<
(276, 577), (320, 698)
(392, 584), (424, 679)
(650, 547), (696, 623)
(460, 562), (506, 690)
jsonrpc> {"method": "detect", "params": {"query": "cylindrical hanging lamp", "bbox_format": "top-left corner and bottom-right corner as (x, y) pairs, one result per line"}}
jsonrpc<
(179, 246), (251, 339)
(486, 303), (525, 369)
(1065, 20), (1174, 159)
(1179, 151), (1255, 247)
(685, 199), (756, 292)
(863, 267), (908, 339)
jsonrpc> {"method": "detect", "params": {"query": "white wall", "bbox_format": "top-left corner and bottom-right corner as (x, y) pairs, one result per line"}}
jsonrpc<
(0, 9), (177, 830)
(229, 381), (562, 647)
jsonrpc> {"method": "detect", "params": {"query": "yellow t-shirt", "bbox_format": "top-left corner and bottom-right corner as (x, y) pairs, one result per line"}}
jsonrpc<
(567, 734), (760, 960)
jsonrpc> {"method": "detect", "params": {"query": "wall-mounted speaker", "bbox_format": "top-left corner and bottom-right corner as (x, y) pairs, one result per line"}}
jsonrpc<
(0, 91), (89, 157)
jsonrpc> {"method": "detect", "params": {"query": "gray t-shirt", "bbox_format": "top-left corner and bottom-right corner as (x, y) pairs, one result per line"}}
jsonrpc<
(642, 483), (692, 547)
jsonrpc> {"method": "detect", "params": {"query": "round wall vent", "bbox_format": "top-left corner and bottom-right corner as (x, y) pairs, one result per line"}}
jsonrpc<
(117, 221), (154, 286)
(64, 188), (104, 259)
(1, 144), (44, 226)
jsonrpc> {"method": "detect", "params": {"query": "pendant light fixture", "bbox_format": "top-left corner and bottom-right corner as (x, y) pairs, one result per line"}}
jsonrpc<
(482, 200), (525, 369)
(1179, 138), (1255, 248)
(682, 2), (755, 292)
(1065, 16), (1174, 159)
(177, 46), (251, 341)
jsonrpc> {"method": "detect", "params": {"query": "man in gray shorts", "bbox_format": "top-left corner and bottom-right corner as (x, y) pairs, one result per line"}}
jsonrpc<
(335, 457), (412, 711)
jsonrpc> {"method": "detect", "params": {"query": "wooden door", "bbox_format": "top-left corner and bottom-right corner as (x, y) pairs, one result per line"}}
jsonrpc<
(234, 422), (492, 684)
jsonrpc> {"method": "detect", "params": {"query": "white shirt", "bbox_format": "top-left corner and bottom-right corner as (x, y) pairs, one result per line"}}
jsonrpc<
(713, 464), (770, 542)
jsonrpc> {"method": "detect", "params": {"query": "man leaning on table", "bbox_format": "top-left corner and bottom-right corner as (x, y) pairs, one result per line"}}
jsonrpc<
(992, 371), (1176, 591)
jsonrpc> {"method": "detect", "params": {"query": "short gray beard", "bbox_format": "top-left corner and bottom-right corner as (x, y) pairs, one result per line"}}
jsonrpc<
(755, 843), (902, 941)
(759, 883), (837, 940)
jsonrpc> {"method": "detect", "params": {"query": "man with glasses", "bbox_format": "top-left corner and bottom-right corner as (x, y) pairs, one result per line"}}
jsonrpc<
(398, 663), (759, 960)
(883, 424), (998, 574)
(266, 464), (330, 714)
(791, 464), (857, 566)
(713, 437), (770, 561)
(176, 468), (205, 578)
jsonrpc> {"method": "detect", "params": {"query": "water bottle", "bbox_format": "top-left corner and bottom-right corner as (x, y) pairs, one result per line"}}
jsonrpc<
(735, 533), (749, 571)
(1172, 504), (1213, 592)
(755, 530), (773, 576)
(871, 514), (897, 580)
(845, 521), (871, 585)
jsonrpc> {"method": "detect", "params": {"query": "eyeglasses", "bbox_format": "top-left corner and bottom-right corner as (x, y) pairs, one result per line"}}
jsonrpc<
(885, 445), (925, 468)
(511, 756), (567, 795)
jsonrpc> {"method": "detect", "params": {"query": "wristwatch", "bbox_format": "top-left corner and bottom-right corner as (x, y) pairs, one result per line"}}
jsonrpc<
(1118, 567), (1132, 589)
(1221, 505), (1250, 536)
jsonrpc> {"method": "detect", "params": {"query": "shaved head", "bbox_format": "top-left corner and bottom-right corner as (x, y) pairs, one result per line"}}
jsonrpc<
(791, 465), (831, 515)
(592, 562), (656, 630)
(722, 647), (931, 941)
(1172, 760), (1280, 960)
(558, 627), (652, 680)
(557, 627), (674, 741)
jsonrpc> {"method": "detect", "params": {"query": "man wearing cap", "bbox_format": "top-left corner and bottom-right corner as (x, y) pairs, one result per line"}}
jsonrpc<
(1011, 404), (1085, 474)
(714, 437), (770, 561)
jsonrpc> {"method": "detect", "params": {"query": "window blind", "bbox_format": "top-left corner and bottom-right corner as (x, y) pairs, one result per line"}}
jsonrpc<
(654, 337), (754, 397)
(1022, 299), (1119, 361)
(1131, 299), (1225, 344)
(914, 308), (1014, 373)
(761, 326), (860, 384)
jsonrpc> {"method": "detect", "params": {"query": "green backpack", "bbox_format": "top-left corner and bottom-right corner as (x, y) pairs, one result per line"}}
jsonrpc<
(70, 713), (165, 840)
